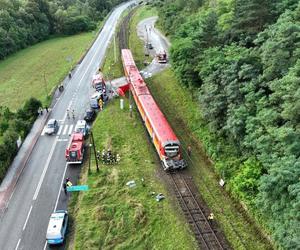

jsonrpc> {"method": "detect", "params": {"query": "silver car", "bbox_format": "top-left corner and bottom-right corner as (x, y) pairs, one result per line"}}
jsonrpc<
(45, 119), (59, 135)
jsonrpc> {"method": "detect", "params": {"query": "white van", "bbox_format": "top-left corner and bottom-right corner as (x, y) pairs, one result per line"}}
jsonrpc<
(74, 120), (88, 137)
(46, 210), (68, 245)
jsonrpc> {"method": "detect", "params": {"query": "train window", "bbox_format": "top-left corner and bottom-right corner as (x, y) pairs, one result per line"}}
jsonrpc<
(164, 144), (179, 157)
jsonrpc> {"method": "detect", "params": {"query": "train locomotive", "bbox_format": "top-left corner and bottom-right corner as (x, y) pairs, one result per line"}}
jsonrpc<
(121, 49), (186, 170)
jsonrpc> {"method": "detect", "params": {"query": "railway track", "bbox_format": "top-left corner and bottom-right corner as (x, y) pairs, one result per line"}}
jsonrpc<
(170, 172), (228, 250)
(118, 9), (231, 250)
(118, 8), (135, 49)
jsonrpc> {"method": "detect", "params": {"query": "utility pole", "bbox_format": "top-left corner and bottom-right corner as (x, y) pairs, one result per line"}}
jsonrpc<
(89, 138), (92, 174)
(145, 25), (149, 56)
(128, 76), (133, 117)
(90, 130), (99, 172)
(114, 35), (117, 63)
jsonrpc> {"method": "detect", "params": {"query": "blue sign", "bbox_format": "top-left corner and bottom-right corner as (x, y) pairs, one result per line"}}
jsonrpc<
(67, 185), (89, 192)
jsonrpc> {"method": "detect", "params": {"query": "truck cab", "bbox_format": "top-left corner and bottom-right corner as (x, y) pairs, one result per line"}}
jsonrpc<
(65, 132), (84, 165)
(156, 51), (167, 63)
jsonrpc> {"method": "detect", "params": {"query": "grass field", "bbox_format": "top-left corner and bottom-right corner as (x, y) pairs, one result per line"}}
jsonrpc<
(127, 6), (273, 250)
(0, 32), (95, 111)
(147, 70), (272, 250)
(129, 6), (158, 69)
(67, 10), (197, 250)
(102, 36), (123, 79)
(67, 6), (273, 250)
(68, 98), (197, 249)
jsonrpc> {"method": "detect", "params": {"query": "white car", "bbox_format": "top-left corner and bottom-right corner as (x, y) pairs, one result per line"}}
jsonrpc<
(74, 120), (88, 137)
(45, 119), (59, 135)
(90, 92), (101, 109)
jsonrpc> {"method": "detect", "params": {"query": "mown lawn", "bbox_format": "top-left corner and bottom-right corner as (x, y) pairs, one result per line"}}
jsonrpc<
(102, 35), (123, 79)
(0, 32), (95, 111)
(68, 98), (197, 250)
(67, 10), (197, 250)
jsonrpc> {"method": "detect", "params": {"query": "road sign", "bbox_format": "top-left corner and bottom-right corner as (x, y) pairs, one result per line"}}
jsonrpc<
(16, 136), (22, 148)
(67, 185), (89, 192)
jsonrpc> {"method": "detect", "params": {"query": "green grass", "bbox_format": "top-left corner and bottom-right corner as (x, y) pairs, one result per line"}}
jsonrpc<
(68, 6), (272, 250)
(0, 33), (95, 111)
(127, 6), (273, 250)
(67, 10), (197, 250)
(69, 99), (197, 249)
(129, 6), (158, 69)
(101, 36), (123, 79)
(101, 7), (134, 80)
(146, 69), (273, 250)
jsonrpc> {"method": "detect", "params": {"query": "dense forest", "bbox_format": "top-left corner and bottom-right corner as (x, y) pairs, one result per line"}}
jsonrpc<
(156, 0), (300, 249)
(0, 0), (126, 59)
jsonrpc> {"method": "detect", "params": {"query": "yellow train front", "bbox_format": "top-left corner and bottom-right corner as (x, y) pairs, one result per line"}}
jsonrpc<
(121, 49), (186, 170)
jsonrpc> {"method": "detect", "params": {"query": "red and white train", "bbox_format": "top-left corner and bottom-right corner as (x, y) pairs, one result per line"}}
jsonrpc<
(121, 49), (186, 170)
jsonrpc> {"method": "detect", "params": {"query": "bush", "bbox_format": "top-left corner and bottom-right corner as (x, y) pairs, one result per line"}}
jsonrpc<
(0, 97), (42, 181)
(23, 97), (41, 120)
(2, 129), (18, 161)
(0, 120), (9, 135)
(230, 158), (263, 205)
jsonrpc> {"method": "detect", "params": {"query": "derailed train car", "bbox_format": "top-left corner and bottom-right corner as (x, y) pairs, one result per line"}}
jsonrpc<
(121, 49), (186, 170)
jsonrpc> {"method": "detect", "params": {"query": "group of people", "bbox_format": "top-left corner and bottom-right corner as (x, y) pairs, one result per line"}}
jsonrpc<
(38, 106), (48, 116)
(96, 149), (120, 165)
(66, 109), (75, 119)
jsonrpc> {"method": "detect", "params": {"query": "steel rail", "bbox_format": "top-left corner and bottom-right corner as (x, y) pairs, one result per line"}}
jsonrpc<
(170, 173), (224, 250)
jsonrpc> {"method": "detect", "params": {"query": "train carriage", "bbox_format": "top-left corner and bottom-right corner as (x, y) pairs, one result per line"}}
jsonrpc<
(121, 49), (186, 170)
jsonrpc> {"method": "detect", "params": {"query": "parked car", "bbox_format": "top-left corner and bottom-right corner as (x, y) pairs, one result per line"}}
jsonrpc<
(74, 120), (89, 137)
(90, 92), (108, 109)
(145, 42), (153, 49)
(84, 109), (96, 122)
(45, 119), (59, 135)
(95, 82), (106, 93)
(90, 92), (101, 109)
(46, 210), (68, 245)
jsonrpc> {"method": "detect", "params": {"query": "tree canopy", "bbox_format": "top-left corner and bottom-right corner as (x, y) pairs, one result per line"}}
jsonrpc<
(156, 0), (300, 248)
(0, 0), (126, 59)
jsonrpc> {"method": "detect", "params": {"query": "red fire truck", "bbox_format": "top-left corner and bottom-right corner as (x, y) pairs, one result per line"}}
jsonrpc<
(65, 132), (85, 164)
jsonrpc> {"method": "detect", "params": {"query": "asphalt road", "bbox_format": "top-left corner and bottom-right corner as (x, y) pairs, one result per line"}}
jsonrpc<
(136, 17), (170, 78)
(0, 2), (134, 250)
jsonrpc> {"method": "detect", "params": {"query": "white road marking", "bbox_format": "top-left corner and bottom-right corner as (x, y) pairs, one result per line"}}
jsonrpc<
(62, 125), (69, 135)
(57, 125), (63, 135)
(9, 6), (130, 250)
(54, 163), (68, 211)
(68, 124), (74, 135)
(15, 238), (21, 250)
(33, 137), (58, 200)
(43, 240), (47, 250)
(41, 126), (46, 136)
(57, 139), (68, 142)
(22, 205), (32, 231)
